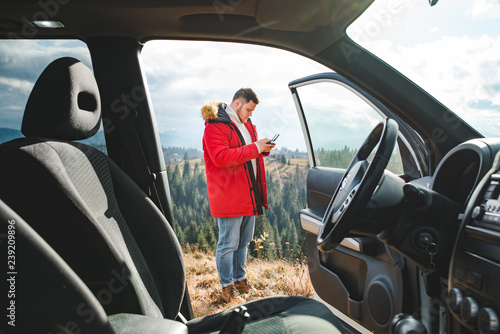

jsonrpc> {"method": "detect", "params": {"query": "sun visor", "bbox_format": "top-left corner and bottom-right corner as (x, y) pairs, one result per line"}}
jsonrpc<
(255, 0), (338, 32)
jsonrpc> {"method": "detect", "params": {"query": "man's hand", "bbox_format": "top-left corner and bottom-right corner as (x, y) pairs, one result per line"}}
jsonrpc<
(255, 138), (276, 153)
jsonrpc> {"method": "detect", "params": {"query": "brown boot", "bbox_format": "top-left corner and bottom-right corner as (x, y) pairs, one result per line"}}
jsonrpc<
(221, 285), (236, 303)
(235, 279), (253, 294)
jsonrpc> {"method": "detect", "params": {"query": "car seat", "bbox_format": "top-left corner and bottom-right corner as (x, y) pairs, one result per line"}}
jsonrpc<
(0, 57), (344, 333)
(0, 199), (117, 334)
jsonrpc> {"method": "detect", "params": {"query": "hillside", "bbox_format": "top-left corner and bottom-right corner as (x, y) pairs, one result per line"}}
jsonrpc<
(165, 150), (310, 178)
(165, 149), (310, 262)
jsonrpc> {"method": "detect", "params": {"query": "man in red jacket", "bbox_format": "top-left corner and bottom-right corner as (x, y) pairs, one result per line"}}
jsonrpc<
(202, 88), (275, 302)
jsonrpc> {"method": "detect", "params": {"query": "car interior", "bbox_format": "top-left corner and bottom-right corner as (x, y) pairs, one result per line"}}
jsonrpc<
(0, 0), (499, 334)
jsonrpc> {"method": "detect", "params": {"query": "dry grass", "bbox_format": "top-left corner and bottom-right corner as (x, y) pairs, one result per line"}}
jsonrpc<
(183, 245), (314, 317)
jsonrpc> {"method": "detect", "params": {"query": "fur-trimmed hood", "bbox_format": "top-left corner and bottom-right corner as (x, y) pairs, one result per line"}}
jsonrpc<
(201, 102), (231, 123)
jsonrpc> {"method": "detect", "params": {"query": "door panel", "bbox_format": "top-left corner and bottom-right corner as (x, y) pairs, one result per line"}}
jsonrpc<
(306, 231), (404, 329)
(290, 73), (419, 333)
(300, 169), (405, 333)
(306, 167), (344, 215)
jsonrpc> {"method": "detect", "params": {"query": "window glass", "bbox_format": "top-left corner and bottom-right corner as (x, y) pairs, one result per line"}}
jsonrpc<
(295, 81), (404, 174)
(347, 0), (500, 137)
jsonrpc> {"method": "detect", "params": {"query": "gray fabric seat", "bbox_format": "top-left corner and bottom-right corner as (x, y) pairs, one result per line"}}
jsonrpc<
(0, 57), (344, 333)
(0, 199), (115, 334)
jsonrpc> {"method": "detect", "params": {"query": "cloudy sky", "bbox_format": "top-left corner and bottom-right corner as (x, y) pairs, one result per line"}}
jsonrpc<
(141, 41), (329, 150)
(348, 0), (500, 137)
(0, 0), (499, 151)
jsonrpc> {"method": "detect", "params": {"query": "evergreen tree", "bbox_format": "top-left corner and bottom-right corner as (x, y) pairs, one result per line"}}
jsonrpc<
(185, 220), (199, 245)
(283, 181), (298, 214)
(273, 224), (282, 259)
(203, 222), (217, 252)
(182, 161), (191, 179)
(275, 205), (289, 232)
(284, 221), (298, 259)
(267, 210), (277, 227)
(289, 219), (299, 258)
(174, 221), (185, 245)
(196, 171), (206, 189)
(197, 231), (207, 251)
(172, 164), (181, 180)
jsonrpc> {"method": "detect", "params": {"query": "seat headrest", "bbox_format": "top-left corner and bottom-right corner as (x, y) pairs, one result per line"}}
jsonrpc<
(22, 57), (101, 140)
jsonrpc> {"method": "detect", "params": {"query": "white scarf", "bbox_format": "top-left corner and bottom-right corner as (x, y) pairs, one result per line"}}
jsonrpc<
(226, 105), (258, 178)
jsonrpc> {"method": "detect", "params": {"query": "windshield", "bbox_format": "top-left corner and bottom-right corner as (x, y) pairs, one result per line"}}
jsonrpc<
(347, 0), (500, 137)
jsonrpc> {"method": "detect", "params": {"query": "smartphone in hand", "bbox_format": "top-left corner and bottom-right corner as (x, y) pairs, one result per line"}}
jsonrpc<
(267, 134), (279, 144)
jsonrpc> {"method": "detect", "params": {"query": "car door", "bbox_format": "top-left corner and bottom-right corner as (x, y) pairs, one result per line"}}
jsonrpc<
(289, 73), (428, 334)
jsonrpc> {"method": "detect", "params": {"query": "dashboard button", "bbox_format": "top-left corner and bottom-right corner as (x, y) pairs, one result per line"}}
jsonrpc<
(473, 206), (486, 220)
(462, 297), (480, 324)
(448, 287), (463, 314)
(478, 307), (499, 334)
(484, 214), (494, 224)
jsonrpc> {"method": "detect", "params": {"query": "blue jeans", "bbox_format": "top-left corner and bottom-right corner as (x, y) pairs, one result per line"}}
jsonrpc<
(216, 216), (255, 287)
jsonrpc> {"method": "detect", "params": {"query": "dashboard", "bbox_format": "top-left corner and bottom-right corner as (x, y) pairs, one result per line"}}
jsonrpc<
(432, 139), (500, 333)
(379, 138), (500, 333)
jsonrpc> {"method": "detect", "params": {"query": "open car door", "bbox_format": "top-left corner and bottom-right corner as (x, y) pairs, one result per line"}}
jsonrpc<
(289, 73), (429, 334)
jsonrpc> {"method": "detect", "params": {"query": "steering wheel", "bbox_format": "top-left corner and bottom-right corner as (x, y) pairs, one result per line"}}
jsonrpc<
(317, 118), (399, 252)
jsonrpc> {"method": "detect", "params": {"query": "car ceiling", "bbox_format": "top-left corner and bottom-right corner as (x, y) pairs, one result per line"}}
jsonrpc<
(0, 0), (372, 56)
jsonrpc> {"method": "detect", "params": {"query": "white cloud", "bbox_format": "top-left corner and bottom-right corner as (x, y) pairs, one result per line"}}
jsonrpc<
(0, 77), (33, 95)
(467, 0), (500, 19)
(348, 0), (500, 138)
(361, 34), (500, 135)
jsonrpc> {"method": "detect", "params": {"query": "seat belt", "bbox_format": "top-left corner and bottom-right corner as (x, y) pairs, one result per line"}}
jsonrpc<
(116, 111), (165, 215)
(116, 112), (195, 321)
(219, 306), (250, 334)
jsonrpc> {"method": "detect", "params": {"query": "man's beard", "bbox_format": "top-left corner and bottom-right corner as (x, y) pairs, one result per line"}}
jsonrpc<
(235, 106), (246, 123)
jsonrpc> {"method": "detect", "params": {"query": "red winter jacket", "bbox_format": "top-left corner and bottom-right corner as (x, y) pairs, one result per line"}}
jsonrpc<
(202, 103), (269, 218)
